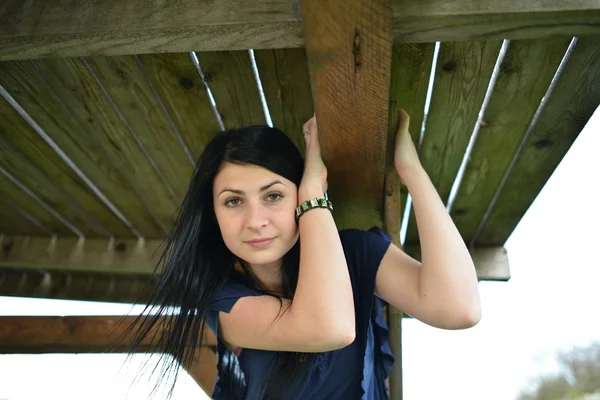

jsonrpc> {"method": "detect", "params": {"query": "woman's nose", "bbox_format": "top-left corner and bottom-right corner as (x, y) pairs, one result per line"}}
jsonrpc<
(245, 202), (268, 228)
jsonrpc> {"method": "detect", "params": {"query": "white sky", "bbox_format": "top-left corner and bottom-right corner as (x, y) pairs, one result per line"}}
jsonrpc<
(0, 106), (598, 399)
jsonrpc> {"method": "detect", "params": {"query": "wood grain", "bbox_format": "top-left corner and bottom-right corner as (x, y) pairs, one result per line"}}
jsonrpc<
(405, 40), (502, 245)
(0, 60), (165, 237)
(0, 235), (164, 275)
(195, 50), (266, 129)
(300, 0), (393, 230)
(0, 267), (157, 304)
(450, 39), (572, 242)
(2, 1), (599, 59)
(0, 157), (74, 236)
(32, 57), (179, 235)
(83, 55), (195, 201)
(384, 63), (406, 398)
(0, 315), (216, 353)
(388, 42), (436, 240)
(0, 197), (51, 236)
(136, 53), (222, 161)
(253, 47), (315, 156)
(0, 133), (112, 237)
(475, 37), (600, 245)
(393, 10), (600, 44)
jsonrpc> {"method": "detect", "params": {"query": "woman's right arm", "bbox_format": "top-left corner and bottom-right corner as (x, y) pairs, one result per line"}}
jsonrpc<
(218, 197), (354, 353)
(217, 115), (355, 353)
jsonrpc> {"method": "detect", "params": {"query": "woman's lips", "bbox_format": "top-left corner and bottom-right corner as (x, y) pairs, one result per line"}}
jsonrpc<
(245, 238), (275, 248)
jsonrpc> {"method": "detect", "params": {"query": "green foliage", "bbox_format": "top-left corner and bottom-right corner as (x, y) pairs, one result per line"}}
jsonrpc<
(518, 341), (600, 400)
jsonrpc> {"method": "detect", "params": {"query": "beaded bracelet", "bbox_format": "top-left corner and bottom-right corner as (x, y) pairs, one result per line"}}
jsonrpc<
(295, 198), (334, 222)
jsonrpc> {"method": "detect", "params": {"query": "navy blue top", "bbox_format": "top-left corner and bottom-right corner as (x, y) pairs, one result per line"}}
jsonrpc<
(204, 227), (395, 399)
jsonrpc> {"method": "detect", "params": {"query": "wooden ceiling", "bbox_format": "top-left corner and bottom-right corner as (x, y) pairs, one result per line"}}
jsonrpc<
(0, 1), (599, 304)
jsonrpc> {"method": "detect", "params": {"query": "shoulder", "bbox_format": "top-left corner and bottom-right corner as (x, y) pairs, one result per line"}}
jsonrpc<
(338, 227), (392, 297)
(339, 227), (392, 266)
(205, 273), (263, 334)
(210, 274), (263, 313)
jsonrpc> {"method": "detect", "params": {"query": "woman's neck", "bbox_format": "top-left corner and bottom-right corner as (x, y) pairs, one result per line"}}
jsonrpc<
(235, 261), (283, 295)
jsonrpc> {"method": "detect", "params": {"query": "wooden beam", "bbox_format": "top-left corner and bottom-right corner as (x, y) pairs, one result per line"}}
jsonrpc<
(384, 102), (404, 399)
(0, 235), (509, 282)
(0, 315), (216, 354)
(392, 2), (600, 43)
(300, 0), (393, 230)
(0, 315), (219, 393)
(1, 1), (599, 60)
(0, 266), (157, 304)
(0, 235), (162, 275)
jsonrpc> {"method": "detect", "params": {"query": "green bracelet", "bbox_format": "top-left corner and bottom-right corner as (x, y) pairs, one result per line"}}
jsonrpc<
(295, 198), (333, 222)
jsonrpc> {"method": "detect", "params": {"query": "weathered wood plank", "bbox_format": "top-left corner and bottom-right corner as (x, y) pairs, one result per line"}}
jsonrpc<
(195, 51), (266, 129)
(300, 0), (393, 230)
(0, 315), (216, 354)
(388, 42), (436, 237)
(450, 39), (573, 241)
(0, 198), (51, 236)
(0, 23), (304, 61)
(0, 134), (111, 237)
(32, 57), (179, 235)
(0, 0), (300, 36)
(0, 60), (164, 237)
(253, 47), (314, 156)
(384, 101), (405, 400)
(0, 267), (156, 304)
(0, 233), (509, 280)
(136, 53), (221, 160)
(405, 40), (503, 245)
(475, 37), (600, 245)
(1, 1), (599, 60)
(403, 245), (511, 281)
(393, 10), (600, 44)
(83, 55), (195, 200)
(0, 161), (74, 236)
(0, 236), (163, 275)
(394, 1), (600, 16)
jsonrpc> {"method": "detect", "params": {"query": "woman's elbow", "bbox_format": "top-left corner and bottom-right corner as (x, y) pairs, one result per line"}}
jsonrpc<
(314, 318), (356, 350)
(453, 303), (482, 329)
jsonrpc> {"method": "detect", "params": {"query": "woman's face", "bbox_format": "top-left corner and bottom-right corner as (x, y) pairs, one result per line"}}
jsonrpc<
(213, 162), (299, 269)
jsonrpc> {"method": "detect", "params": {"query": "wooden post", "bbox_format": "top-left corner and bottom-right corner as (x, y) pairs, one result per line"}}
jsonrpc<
(384, 106), (404, 399)
(300, 0), (394, 230)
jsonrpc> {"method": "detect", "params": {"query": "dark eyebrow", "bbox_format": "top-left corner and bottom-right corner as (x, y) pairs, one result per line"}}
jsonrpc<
(218, 180), (285, 196)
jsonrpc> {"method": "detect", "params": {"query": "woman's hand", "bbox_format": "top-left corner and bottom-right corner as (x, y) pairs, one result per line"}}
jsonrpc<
(394, 108), (423, 184)
(299, 113), (328, 201)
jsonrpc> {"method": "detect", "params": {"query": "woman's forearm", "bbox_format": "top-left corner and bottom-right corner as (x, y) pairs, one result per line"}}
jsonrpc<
(403, 166), (481, 325)
(291, 185), (355, 344)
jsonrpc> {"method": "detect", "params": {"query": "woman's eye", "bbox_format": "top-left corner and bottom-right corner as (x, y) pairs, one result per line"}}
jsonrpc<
(267, 193), (282, 201)
(225, 198), (241, 207)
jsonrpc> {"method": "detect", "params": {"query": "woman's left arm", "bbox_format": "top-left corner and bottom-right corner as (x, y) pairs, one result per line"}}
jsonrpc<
(374, 109), (482, 330)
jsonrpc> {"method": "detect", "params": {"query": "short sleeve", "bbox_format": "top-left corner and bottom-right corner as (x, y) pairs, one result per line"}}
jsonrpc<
(340, 227), (392, 284)
(205, 279), (262, 334)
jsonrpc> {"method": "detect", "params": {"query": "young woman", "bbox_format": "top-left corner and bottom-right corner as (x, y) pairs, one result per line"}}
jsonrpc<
(131, 108), (481, 399)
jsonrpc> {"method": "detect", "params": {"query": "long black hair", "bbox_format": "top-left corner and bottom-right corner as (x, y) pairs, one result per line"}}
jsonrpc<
(128, 125), (314, 399)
